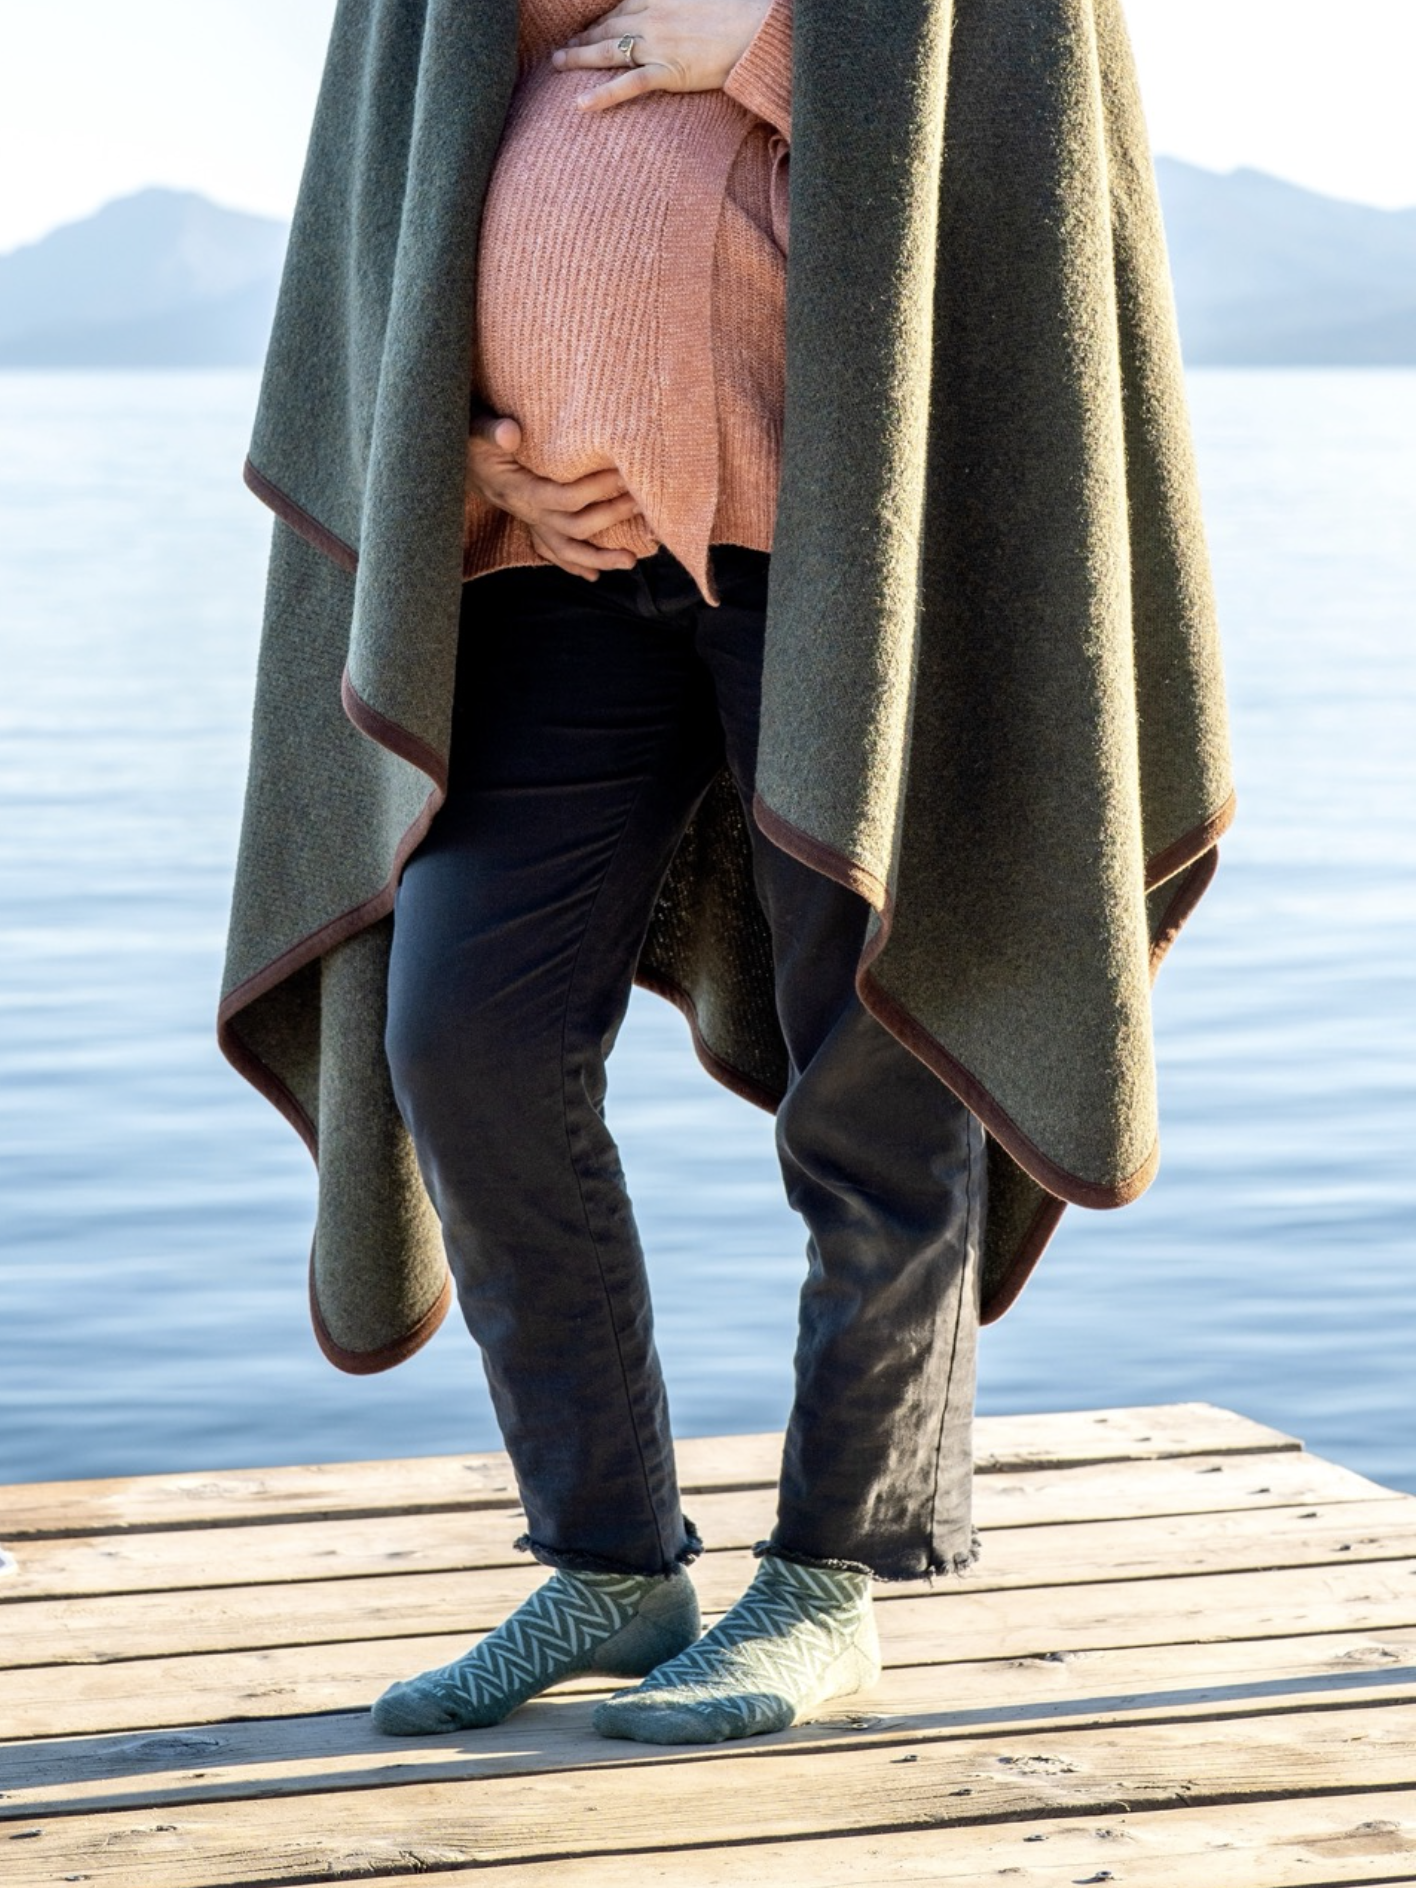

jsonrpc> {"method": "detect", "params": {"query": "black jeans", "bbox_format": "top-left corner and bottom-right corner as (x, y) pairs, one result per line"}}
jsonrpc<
(386, 546), (985, 1580)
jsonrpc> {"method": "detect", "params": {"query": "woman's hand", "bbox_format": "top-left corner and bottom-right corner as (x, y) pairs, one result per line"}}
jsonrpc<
(551, 0), (770, 113)
(466, 411), (643, 581)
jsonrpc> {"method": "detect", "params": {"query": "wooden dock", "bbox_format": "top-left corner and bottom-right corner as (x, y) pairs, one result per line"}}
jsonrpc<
(3, 1401), (1416, 1885)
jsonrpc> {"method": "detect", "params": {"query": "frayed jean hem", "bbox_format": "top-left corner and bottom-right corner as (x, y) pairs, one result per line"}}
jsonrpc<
(513, 1517), (703, 1577)
(756, 1526), (982, 1585)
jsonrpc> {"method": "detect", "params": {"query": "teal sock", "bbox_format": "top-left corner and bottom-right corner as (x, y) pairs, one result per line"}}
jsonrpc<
(371, 1565), (701, 1735)
(591, 1554), (880, 1745)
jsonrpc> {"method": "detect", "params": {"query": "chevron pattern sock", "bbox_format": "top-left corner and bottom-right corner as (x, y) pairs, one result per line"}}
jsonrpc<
(592, 1553), (880, 1745)
(370, 1565), (701, 1735)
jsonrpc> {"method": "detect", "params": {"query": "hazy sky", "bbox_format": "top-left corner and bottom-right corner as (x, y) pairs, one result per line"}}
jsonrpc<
(2, 0), (1414, 252)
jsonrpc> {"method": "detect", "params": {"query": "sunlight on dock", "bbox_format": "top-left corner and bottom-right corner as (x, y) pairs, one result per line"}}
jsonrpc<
(3, 1403), (1416, 1884)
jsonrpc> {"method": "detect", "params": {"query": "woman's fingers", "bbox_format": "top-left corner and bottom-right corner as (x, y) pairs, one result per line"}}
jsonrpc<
(573, 68), (665, 110)
(551, 5), (674, 107)
(544, 528), (639, 569)
(512, 471), (639, 537)
(533, 525), (637, 577)
(472, 456), (622, 519)
(469, 409), (523, 453)
(554, 467), (631, 509)
(463, 428), (642, 579)
(552, 35), (675, 112)
(531, 488), (642, 568)
(560, 2), (646, 48)
(532, 534), (603, 581)
(554, 491), (643, 541)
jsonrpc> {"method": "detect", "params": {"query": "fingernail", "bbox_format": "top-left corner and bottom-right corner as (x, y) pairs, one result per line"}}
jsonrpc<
(551, 48), (564, 63)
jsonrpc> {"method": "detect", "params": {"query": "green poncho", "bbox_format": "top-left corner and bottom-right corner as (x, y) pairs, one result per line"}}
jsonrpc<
(221, 0), (1234, 1370)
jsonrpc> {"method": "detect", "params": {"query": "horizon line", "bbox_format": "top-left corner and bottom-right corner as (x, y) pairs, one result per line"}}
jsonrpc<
(3, 154), (1415, 260)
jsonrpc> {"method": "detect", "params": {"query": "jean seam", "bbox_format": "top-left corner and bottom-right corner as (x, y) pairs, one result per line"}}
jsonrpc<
(927, 1113), (978, 1560)
(557, 760), (679, 1570)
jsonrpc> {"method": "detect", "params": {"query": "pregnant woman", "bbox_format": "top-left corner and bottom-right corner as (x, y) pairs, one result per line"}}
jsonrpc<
(379, 0), (990, 1743)
(221, 0), (1233, 1747)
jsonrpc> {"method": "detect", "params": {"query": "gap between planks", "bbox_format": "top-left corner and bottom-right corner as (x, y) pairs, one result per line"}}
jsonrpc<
(0, 1402), (1301, 1541)
(200, 1790), (1416, 1888)
(6, 1629), (1416, 1815)
(7, 1554), (1416, 1737)
(5, 1705), (1416, 1888)
(7, 1507), (1416, 1673)
(3, 1461), (1403, 1605)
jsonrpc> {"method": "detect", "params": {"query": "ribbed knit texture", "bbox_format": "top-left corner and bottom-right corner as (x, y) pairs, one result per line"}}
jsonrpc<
(593, 1555), (880, 1744)
(464, 0), (793, 602)
(370, 1567), (702, 1734)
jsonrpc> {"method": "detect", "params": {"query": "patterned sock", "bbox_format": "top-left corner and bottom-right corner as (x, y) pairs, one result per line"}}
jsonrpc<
(591, 1553), (880, 1745)
(371, 1566), (701, 1735)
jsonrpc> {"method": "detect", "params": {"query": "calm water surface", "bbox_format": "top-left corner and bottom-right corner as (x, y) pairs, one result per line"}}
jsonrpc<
(1, 369), (1413, 1491)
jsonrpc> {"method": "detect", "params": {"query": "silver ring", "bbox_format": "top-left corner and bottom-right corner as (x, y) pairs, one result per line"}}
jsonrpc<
(615, 33), (641, 65)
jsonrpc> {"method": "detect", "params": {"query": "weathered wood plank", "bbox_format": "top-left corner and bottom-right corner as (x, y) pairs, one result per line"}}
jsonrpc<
(4, 1704), (1415, 1887)
(0, 1404), (1299, 1541)
(6, 1507), (1416, 1673)
(259, 1790), (1416, 1887)
(2, 1456), (1393, 1604)
(7, 1631), (1416, 1813)
(4, 1582), (1414, 1740)
(976, 1447), (1387, 1524)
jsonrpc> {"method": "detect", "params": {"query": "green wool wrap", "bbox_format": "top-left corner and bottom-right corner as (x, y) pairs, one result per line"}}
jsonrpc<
(220, 0), (1234, 1371)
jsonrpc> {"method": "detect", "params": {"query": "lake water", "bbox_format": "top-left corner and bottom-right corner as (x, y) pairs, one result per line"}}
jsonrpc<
(1, 370), (1413, 1495)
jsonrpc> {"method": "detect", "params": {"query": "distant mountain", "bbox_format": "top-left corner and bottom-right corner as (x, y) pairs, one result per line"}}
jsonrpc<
(0, 189), (286, 367)
(3, 167), (1416, 368)
(1155, 158), (1416, 365)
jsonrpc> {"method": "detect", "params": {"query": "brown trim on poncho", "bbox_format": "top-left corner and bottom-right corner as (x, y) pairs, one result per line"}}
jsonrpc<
(221, 459), (1235, 1335)
(309, 1257), (454, 1375)
(244, 457), (359, 573)
(751, 786), (1236, 1319)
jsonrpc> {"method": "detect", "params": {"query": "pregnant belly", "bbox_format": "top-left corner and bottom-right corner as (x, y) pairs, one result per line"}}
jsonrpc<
(474, 66), (753, 491)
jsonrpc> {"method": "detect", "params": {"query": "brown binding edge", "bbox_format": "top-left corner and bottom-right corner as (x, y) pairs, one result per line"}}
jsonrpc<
(634, 970), (783, 1114)
(216, 668), (452, 1375)
(309, 1258), (454, 1375)
(221, 476), (1235, 1337)
(979, 1194), (1068, 1327)
(243, 457), (360, 573)
(1145, 789), (1235, 891)
(751, 787), (1235, 1312)
(753, 793), (1159, 1208)
(1149, 846), (1219, 978)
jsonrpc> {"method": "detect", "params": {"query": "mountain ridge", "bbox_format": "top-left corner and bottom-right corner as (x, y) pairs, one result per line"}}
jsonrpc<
(3, 166), (1416, 368)
(1156, 157), (1416, 364)
(0, 189), (285, 367)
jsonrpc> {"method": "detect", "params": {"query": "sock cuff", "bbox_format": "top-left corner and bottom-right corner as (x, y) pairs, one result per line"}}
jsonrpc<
(755, 1540), (873, 1578)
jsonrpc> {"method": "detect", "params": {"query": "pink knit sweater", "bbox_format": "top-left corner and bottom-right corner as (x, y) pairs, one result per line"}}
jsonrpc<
(463, 0), (792, 602)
